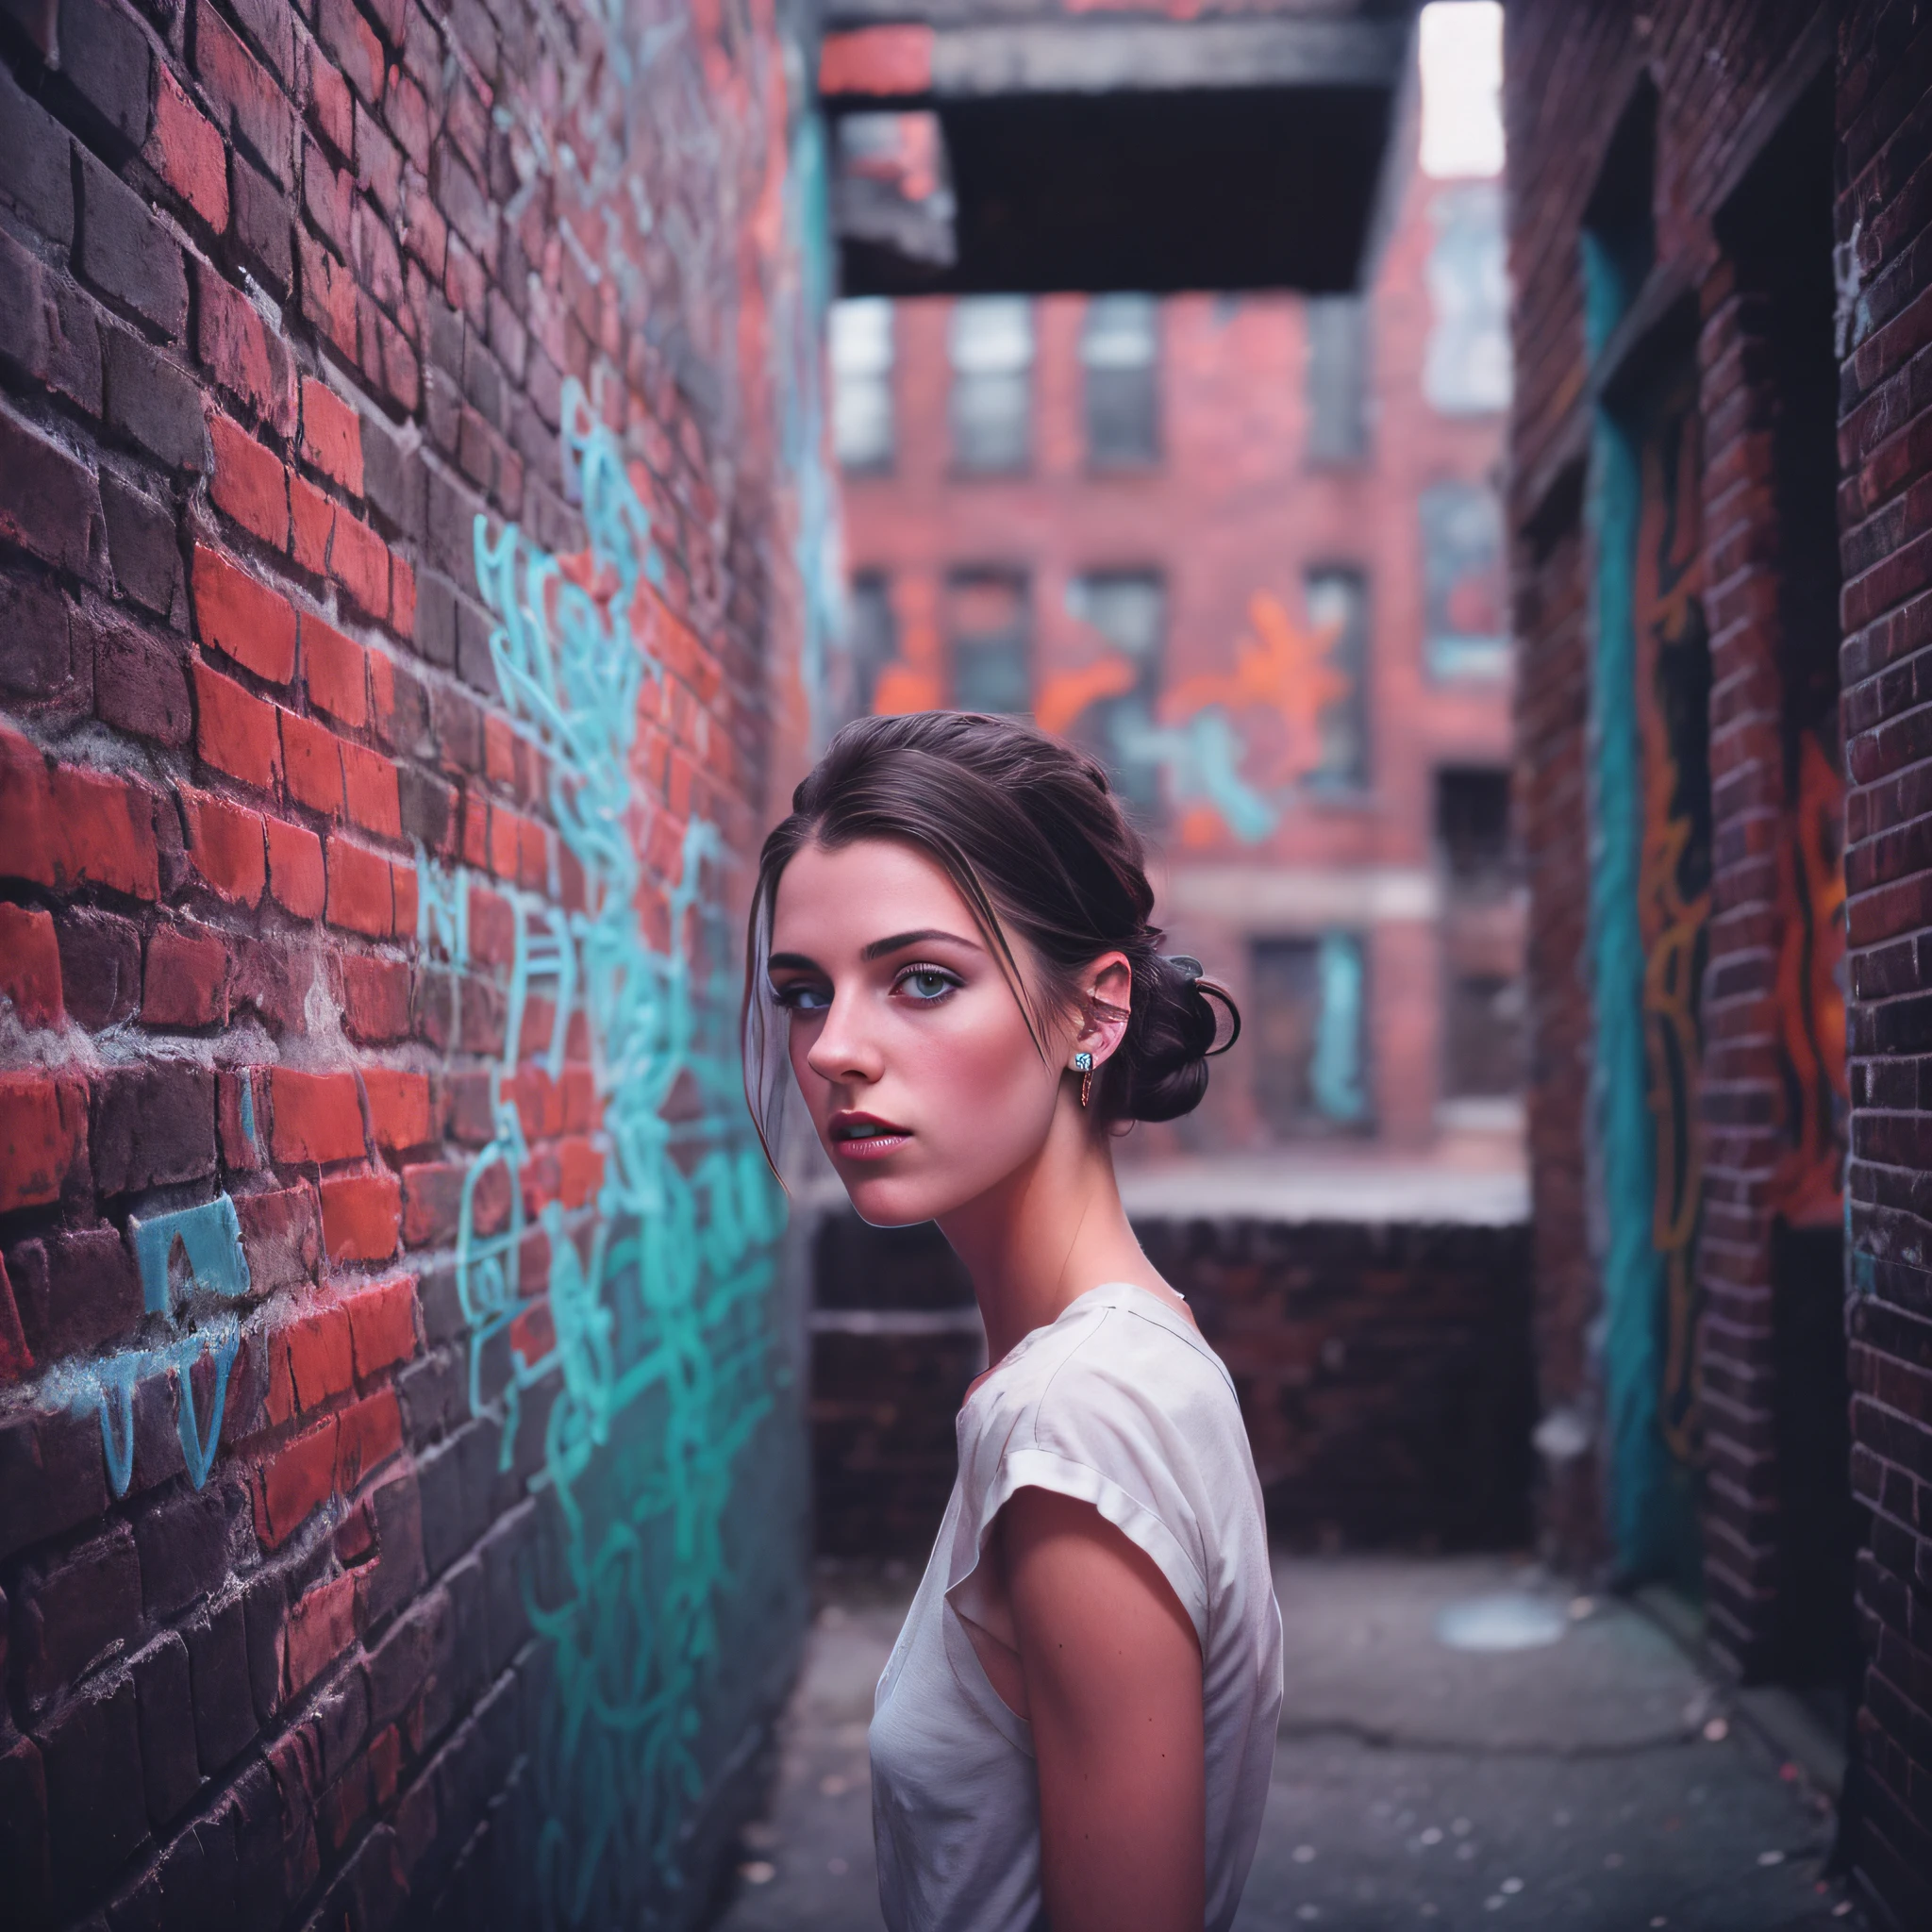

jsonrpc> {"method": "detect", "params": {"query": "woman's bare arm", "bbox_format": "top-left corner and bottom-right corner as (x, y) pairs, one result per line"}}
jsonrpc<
(1003, 1484), (1207, 1932)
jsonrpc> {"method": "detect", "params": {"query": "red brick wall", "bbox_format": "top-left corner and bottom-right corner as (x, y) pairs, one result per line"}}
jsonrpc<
(1838, 3), (1932, 1917)
(1507, 1), (1928, 1923)
(0, 0), (824, 1923)
(838, 117), (1516, 1155)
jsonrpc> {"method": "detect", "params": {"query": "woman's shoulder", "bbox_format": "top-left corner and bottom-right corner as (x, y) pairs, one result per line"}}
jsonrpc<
(972, 1285), (1245, 1459)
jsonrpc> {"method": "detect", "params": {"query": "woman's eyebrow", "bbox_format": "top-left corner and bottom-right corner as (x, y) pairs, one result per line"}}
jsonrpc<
(765, 951), (822, 974)
(861, 928), (984, 961)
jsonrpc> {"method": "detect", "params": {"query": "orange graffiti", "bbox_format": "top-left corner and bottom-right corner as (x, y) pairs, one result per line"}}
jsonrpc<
(1035, 653), (1139, 736)
(1161, 591), (1348, 787)
(1768, 729), (1848, 1227)
(871, 575), (945, 715)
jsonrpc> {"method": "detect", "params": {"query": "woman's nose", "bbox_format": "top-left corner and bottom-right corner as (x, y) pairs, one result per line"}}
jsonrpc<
(805, 991), (884, 1085)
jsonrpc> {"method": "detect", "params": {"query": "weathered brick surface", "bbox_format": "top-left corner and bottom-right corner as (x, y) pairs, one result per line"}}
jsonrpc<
(1506, 3), (1931, 1923)
(0, 0), (822, 1921)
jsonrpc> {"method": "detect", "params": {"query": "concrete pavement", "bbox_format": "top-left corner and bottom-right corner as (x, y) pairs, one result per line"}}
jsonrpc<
(712, 1557), (1864, 1931)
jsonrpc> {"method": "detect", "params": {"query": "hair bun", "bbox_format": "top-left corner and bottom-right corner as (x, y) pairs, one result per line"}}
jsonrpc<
(1116, 951), (1241, 1124)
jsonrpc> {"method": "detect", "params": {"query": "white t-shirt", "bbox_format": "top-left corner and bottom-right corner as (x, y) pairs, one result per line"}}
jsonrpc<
(870, 1282), (1284, 1932)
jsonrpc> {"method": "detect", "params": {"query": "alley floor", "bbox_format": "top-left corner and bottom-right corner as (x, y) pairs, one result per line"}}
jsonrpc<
(713, 1557), (1865, 1932)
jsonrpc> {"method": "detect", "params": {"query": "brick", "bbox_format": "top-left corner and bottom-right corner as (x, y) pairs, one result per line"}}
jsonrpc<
(345, 1274), (417, 1376)
(284, 1573), (357, 1697)
(326, 832), (392, 935)
(0, 902), (63, 1026)
(0, 401), (105, 583)
(265, 813), (325, 916)
(270, 1066), (366, 1164)
(341, 740), (401, 837)
(398, 764), (455, 853)
(308, 44), (354, 158)
(0, 58), (75, 244)
(290, 470), (337, 575)
(208, 416), (290, 548)
(819, 24), (934, 96)
(133, 1631), (199, 1824)
(317, 0), (385, 108)
(297, 227), (358, 358)
(233, 1182), (322, 1291)
(8, 1224), (142, 1374)
(282, 706), (346, 815)
(0, 1407), (109, 1562)
(331, 509), (390, 620)
(93, 609), (193, 753)
(320, 1169), (402, 1263)
(193, 0), (292, 186)
(56, 906), (141, 1026)
(102, 325), (208, 471)
(341, 955), (409, 1041)
(193, 658), (285, 791)
(400, 1160), (461, 1247)
(0, 1071), (87, 1212)
(358, 1462), (425, 1624)
(91, 1061), (216, 1195)
(193, 544), (297, 682)
(59, 0), (157, 150)
(45, 757), (160, 898)
(99, 472), (184, 617)
(302, 613), (368, 725)
(301, 376), (364, 493)
(75, 149), (188, 338)
(144, 65), (228, 233)
(180, 784), (267, 905)
(360, 1068), (429, 1153)
(270, 1301), (353, 1420)
(37, 1676), (146, 1895)
(231, 147), (294, 298)
(0, 569), (85, 711)
(194, 260), (295, 433)
(219, 1066), (269, 1171)
(0, 230), (104, 416)
(254, 1415), (338, 1547)
(12, 1520), (142, 1710)
(143, 918), (230, 1027)
(185, 1592), (258, 1770)
(335, 1385), (402, 1489)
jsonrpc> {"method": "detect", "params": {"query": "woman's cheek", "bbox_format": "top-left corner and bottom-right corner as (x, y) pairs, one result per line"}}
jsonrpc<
(910, 1008), (1050, 1162)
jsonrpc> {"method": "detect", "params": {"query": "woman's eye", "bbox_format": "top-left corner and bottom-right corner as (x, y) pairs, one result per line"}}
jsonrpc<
(896, 967), (958, 1002)
(774, 982), (830, 1011)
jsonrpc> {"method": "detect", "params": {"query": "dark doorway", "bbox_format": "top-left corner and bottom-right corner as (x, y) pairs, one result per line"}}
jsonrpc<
(1720, 73), (1858, 1720)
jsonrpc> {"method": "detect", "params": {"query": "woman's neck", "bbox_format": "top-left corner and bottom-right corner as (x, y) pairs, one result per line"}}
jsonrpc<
(937, 1100), (1164, 1368)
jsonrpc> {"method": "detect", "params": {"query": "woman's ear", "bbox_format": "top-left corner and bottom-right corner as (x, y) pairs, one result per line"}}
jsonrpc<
(1079, 953), (1133, 1067)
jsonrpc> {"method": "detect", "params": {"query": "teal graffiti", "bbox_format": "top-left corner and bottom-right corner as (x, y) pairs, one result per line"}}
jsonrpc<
(49, 1194), (249, 1497)
(467, 373), (787, 1923)
(1114, 708), (1285, 842)
(1310, 933), (1368, 1124)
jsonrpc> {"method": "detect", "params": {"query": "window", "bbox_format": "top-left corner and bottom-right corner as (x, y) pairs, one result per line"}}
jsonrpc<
(946, 571), (1030, 714)
(1442, 974), (1525, 1097)
(1420, 481), (1507, 676)
(1305, 295), (1368, 463)
(1250, 933), (1371, 1138)
(1305, 569), (1370, 785)
(1081, 295), (1158, 467)
(950, 297), (1033, 473)
(1435, 766), (1516, 895)
(1424, 183), (1512, 415)
(847, 573), (897, 717)
(1066, 573), (1165, 821)
(830, 299), (894, 473)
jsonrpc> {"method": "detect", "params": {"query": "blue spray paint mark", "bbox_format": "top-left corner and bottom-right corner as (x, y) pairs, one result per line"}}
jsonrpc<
(469, 374), (787, 1920)
(1114, 709), (1284, 843)
(1311, 933), (1368, 1124)
(131, 1196), (251, 1316)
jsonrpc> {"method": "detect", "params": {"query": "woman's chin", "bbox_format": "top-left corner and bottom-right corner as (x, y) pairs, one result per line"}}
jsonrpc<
(838, 1165), (958, 1229)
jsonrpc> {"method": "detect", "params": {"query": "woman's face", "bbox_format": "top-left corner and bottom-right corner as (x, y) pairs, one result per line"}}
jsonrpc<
(766, 838), (1076, 1227)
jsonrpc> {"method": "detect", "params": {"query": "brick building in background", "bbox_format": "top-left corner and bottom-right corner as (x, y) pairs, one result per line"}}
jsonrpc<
(0, 0), (832, 1922)
(830, 55), (1524, 1158)
(1503, 2), (1932, 1923)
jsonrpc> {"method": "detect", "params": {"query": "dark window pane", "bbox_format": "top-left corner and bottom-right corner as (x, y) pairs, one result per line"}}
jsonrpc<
(1305, 569), (1370, 786)
(947, 571), (1029, 714)
(1082, 294), (1158, 467)
(950, 297), (1032, 473)
(1306, 294), (1367, 463)
(1066, 573), (1165, 822)
(1435, 766), (1516, 896)
(1420, 480), (1507, 677)
(847, 573), (896, 717)
(1250, 933), (1371, 1137)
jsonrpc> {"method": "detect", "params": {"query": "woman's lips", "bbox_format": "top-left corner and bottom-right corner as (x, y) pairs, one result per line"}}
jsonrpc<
(829, 1116), (911, 1161)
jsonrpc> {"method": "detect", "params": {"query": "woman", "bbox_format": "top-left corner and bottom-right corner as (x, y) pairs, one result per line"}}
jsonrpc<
(744, 711), (1283, 1932)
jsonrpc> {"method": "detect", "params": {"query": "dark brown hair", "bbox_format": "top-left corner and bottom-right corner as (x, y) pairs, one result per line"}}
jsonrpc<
(741, 711), (1239, 1161)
